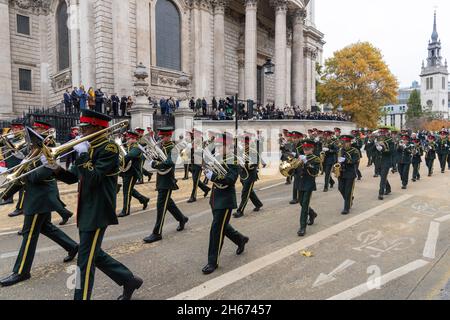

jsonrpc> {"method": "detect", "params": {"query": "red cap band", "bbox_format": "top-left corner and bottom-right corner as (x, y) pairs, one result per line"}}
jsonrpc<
(158, 131), (173, 137)
(80, 116), (109, 128)
(302, 143), (314, 149)
(33, 122), (51, 130)
(341, 137), (352, 142)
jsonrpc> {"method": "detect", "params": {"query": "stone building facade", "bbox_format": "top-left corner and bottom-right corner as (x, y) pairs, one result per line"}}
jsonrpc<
(0, 0), (324, 118)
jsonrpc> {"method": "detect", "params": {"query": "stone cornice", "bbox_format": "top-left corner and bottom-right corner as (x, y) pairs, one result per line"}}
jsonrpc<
(244, 0), (258, 10)
(291, 8), (307, 25)
(9, 0), (51, 15)
(270, 0), (288, 12)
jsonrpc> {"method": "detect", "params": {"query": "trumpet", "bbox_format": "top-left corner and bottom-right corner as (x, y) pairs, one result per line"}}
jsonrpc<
(0, 121), (129, 193)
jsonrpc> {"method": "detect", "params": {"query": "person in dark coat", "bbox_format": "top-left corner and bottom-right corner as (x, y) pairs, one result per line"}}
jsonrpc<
(95, 89), (105, 113)
(120, 95), (128, 117)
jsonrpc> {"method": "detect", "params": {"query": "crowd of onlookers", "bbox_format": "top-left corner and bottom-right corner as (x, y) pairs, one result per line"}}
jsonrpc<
(62, 90), (350, 122)
(63, 86), (134, 117)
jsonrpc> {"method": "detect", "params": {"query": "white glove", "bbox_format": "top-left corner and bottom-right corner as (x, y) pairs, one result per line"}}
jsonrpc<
(322, 147), (329, 152)
(13, 151), (25, 159)
(148, 160), (154, 168)
(40, 155), (59, 170)
(7, 134), (15, 139)
(73, 141), (90, 155)
(204, 169), (213, 180)
(338, 157), (346, 163)
(299, 155), (307, 163)
(0, 167), (7, 174)
(376, 145), (383, 152)
(187, 143), (192, 149)
(315, 137), (320, 142)
(291, 152), (297, 157)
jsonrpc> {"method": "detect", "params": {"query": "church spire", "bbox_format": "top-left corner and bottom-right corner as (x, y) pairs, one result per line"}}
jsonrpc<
(431, 10), (439, 42)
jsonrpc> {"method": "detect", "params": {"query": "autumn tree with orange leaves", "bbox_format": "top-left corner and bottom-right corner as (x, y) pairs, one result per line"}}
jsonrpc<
(317, 42), (398, 128)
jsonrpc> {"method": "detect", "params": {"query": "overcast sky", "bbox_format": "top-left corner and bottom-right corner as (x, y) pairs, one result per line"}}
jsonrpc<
(315, 0), (450, 88)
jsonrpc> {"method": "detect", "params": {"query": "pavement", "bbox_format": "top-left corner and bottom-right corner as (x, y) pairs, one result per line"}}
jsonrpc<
(0, 159), (449, 300)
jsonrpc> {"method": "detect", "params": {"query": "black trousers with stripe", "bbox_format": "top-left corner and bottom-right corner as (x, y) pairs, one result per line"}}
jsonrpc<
(237, 180), (263, 214)
(13, 213), (78, 276)
(425, 158), (435, 175)
(299, 191), (315, 229)
(152, 189), (186, 236)
(397, 163), (411, 187)
(412, 162), (421, 180)
(15, 189), (25, 211)
(208, 209), (245, 266)
(379, 166), (391, 196)
(323, 164), (335, 189)
(190, 165), (210, 200)
(122, 175), (148, 215)
(74, 228), (134, 300)
(438, 154), (448, 172)
(338, 177), (355, 212)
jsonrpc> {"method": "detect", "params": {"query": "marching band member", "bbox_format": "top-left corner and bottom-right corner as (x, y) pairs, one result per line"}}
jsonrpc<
(296, 139), (321, 237)
(391, 130), (400, 174)
(52, 110), (143, 300)
(322, 130), (337, 192)
(411, 134), (424, 182)
(289, 131), (304, 205)
(202, 132), (249, 275)
(337, 135), (360, 215)
(397, 133), (413, 190)
(188, 129), (211, 203)
(436, 129), (449, 173)
(0, 126), (79, 288)
(143, 127), (189, 244)
(233, 131), (263, 219)
(136, 127), (153, 183)
(425, 135), (437, 176)
(375, 127), (394, 200)
(351, 129), (363, 180)
(118, 130), (150, 218)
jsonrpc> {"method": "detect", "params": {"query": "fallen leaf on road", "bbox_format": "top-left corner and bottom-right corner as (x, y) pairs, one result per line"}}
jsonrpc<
(300, 250), (314, 257)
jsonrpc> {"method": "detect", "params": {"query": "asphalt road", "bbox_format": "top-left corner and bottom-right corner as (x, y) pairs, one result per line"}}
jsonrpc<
(0, 162), (449, 300)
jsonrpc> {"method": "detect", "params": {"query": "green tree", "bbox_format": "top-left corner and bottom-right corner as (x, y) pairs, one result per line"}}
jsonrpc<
(317, 42), (398, 128)
(406, 89), (422, 120)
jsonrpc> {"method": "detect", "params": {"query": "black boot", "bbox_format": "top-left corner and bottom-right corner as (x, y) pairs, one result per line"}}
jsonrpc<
(59, 212), (74, 226)
(117, 276), (143, 300)
(187, 197), (196, 203)
(117, 211), (130, 218)
(143, 234), (162, 244)
(236, 237), (249, 255)
(308, 211), (318, 226)
(64, 246), (79, 263)
(297, 228), (306, 237)
(233, 211), (244, 219)
(202, 264), (218, 275)
(8, 209), (23, 218)
(177, 217), (189, 232)
(0, 273), (31, 287)
(142, 198), (150, 211)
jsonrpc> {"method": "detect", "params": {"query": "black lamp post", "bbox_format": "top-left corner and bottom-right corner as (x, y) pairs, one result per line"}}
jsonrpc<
(235, 58), (275, 131)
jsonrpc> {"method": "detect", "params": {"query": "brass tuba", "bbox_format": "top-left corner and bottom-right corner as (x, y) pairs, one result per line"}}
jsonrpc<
(279, 155), (303, 178)
(332, 149), (342, 178)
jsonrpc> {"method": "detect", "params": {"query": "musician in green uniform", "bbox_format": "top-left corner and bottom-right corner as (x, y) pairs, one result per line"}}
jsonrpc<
(136, 127), (153, 183)
(321, 130), (337, 192)
(52, 110), (143, 300)
(351, 129), (363, 180)
(391, 130), (400, 174)
(202, 132), (249, 275)
(290, 132), (304, 205)
(233, 132), (263, 219)
(375, 127), (394, 200)
(364, 130), (375, 167)
(3, 122), (26, 213)
(143, 127), (189, 244)
(0, 127), (79, 287)
(337, 135), (360, 215)
(436, 130), (449, 173)
(118, 131), (150, 218)
(188, 129), (211, 203)
(425, 135), (437, 176)
(397, 134), (413, 190)
(411, 135), (424, 182)
(296, 139), (321, 237)
(280, 129), (293, 185)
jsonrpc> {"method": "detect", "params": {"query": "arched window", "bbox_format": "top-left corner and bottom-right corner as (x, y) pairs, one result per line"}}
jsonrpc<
(155, 0), (181, 71)
(57, 1), (70, 71)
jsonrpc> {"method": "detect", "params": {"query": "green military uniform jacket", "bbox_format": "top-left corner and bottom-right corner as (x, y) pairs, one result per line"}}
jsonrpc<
(209, 156), (239, 210)
(239, 144), (259, 183)
(56, 135), (120, 232)
(339, 147), (360, 179)
(375, 138), (394, 168)
(436, 138), (449, 155)
(297, 154), (321, 192)
(122, 143), (143, 179)
(22, 160), (67, 216)
(152, 140), (179, 191)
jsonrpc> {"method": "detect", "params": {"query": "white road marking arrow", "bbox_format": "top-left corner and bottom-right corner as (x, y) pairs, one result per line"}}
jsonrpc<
(313, 259), (356, 288)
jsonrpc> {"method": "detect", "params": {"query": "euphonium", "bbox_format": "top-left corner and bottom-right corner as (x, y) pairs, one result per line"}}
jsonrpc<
(332, 149), (342, 178)
(114, 137), (132, 173)
(279, 155), (303, 178)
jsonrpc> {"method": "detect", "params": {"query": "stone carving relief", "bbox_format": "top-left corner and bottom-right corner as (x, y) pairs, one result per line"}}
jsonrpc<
(9, 0), (51, 14)
(51, 69), (72, 91)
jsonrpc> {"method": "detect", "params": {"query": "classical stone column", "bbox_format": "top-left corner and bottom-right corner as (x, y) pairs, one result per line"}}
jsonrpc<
(79, 0), (96, 87)
(304, 47), (312, 110)
(238, 59), (245, 99)
(0, 0), (13, 115)
(244, 0), (258, 101)
(213, 0), (227, 99)
(68, 0), (81, 87)
(291, 8), (306, 107)
(271, 0), (288, 108)
(285, 31), (292, 106)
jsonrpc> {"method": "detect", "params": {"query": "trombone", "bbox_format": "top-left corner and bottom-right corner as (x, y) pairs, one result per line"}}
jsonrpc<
(0, 121), (129, 194)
